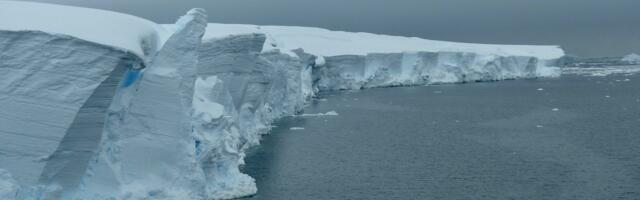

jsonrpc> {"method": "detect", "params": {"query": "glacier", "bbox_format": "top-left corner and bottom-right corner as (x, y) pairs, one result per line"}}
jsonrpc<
(0, 1), (564, 199)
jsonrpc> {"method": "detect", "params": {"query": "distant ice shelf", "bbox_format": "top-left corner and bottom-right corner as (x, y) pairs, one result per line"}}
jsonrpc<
(0, 1), (565, 200)
(562, 66), (640, 77)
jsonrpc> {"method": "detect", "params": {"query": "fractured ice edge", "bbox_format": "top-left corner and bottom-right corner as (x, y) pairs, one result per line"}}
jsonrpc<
(0, 2), (565, 200)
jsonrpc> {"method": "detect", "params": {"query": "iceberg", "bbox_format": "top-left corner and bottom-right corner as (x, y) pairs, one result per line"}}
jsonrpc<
(622, 53), (640, 63)
(0, 1), (565, 199)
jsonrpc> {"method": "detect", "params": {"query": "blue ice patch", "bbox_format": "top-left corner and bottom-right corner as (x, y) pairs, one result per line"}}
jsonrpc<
(122, 70), (141, 88)
(195, 140), (202, 158)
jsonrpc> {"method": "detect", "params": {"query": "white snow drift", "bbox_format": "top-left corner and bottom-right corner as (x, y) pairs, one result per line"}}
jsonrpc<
(0, 1), (565, 199)
(0, 1), (171, 61)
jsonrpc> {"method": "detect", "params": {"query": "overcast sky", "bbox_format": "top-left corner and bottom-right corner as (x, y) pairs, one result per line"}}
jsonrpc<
(20, 0), (640, 57)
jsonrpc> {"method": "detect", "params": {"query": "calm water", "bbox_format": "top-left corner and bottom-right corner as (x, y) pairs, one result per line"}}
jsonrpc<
(242, 74), (640, 200)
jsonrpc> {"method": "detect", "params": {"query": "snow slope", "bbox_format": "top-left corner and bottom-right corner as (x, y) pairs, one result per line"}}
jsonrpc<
(0, 1), (171, 61)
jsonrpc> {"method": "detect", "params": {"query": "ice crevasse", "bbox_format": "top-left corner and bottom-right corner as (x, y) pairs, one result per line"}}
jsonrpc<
(0, 1), (565, 199)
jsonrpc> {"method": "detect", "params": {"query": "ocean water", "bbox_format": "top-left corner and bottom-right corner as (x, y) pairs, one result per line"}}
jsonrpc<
(243, 73), (640, 200)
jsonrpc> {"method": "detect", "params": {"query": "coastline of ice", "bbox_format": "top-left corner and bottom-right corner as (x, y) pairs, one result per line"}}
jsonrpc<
(0, 1), (566, 199)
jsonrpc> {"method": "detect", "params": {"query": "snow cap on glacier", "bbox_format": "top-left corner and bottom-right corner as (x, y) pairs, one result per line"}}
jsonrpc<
(179, 23), (565, 60)
(0, 1), (172, 60)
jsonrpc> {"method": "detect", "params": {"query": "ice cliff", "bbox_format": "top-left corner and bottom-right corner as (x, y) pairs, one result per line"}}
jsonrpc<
(0, 1), (564, 199)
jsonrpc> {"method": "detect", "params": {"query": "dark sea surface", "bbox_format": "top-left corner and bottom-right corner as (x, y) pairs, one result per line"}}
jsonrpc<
(242, 73), (640, 200)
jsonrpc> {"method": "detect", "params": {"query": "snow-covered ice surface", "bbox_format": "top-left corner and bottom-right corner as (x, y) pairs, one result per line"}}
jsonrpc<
(0, 1), (566, 199)
(0, 1), (171, 61)
(196, 24), (564, 60)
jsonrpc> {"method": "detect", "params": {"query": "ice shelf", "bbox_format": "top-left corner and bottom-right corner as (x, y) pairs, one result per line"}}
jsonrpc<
(0, 1), (565, 199)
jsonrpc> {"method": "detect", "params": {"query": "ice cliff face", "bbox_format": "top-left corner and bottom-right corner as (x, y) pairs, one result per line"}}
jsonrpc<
(0, 2), (565, 200)
(314, 52), (543, 90)
(73, 8), (207, 200)
(193, 33), (315, 199)
(0, 29), (143, 199)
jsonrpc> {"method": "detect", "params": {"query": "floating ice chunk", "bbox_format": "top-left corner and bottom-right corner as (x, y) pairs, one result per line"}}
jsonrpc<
(622, 53), (640, 63)
(289, 127), (305, 130)
(297, 111), (339, 117)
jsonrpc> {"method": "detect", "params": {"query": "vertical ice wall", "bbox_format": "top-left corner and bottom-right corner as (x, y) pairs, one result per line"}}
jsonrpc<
(75, 8), (208, 199)
(0, 30), (143, 199)
(194, 33), (315, 199)
(37, 64), (129, 199)
(314, 51), (541, 90)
